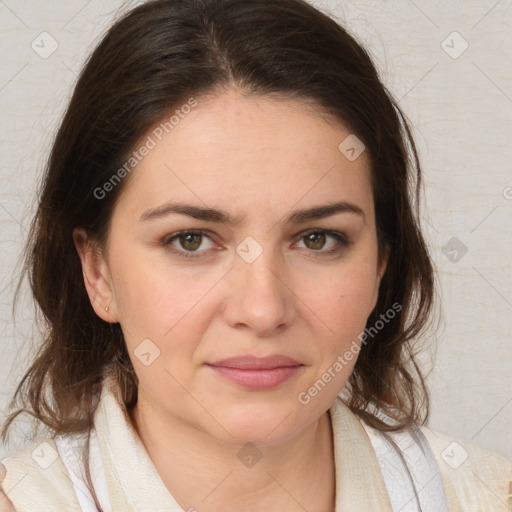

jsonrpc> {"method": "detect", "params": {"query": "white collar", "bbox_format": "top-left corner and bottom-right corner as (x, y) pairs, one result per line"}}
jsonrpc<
(56, 376), (447, 511)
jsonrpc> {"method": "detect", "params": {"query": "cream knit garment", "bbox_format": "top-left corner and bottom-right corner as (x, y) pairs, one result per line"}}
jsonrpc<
(2, 375), (511, 511)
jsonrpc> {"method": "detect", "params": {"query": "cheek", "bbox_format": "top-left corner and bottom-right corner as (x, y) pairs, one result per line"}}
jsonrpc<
(308, 254), (379, 352)
(108, 246), (172, 334)
(109, 247), (220, 349)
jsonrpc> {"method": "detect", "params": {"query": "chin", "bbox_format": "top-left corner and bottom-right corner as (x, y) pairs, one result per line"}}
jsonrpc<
(203, 400), (308, 447)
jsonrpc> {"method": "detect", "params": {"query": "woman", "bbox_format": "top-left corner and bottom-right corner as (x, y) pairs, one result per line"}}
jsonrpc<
(1, 0), (511, 510)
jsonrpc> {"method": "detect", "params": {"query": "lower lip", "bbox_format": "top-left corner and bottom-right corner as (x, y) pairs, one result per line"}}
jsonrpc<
(207, 365), (303, 390)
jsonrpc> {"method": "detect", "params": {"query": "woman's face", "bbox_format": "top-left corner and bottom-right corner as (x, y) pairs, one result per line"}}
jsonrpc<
(84, 89), (385, 446)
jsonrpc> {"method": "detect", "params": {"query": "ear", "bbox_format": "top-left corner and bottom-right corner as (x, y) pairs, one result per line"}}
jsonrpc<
(368, 246), (389, 314)
(376, 249), (388, 285)
(73, 228), (119, 323)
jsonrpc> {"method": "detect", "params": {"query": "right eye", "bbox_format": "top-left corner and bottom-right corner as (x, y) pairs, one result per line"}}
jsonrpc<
(162, 230), (217, 259)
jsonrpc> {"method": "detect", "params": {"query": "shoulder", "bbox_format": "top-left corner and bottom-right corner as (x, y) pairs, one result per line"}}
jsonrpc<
(421, 426), (512, 511)
(1, 437), (82, 511)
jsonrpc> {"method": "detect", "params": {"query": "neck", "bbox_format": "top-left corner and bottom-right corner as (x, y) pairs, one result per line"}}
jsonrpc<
(129, 399), (336, 512)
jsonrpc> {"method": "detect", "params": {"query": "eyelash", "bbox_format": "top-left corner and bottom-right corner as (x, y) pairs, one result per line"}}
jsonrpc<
(161, 229), (349, 260)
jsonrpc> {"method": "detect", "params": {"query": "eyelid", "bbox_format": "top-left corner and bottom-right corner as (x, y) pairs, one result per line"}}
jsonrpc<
(294, 228), (349, 245)
(159, 229), (214, 253)
(162, 228), (217, 245)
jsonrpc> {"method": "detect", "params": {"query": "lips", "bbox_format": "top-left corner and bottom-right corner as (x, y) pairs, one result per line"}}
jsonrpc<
(206, 355), (304, 390)
(208, 355), (302, 370)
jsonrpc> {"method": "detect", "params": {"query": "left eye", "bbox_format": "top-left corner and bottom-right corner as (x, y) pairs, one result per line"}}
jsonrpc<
(294, 230), (344, 252)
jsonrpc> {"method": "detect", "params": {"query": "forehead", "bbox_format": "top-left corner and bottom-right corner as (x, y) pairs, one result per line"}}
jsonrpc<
(114, 89), (373, 222)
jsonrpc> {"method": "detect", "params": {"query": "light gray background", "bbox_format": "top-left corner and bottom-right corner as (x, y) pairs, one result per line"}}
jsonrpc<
(1, 0), (511, 463)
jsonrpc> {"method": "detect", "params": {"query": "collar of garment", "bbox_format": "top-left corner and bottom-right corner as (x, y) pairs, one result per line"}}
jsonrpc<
(1, 372), (450, 511)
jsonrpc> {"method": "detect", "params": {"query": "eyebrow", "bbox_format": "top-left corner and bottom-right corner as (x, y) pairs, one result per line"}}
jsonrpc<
(139, 200), (365, 225)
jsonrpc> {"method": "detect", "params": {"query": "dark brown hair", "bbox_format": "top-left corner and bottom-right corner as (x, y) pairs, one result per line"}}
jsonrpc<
(2, 0), (434, 497)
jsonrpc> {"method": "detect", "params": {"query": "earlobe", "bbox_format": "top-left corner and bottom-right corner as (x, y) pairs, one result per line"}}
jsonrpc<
(73, 228), (119, 323)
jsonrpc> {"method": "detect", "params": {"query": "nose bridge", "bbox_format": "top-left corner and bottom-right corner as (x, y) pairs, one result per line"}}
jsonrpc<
(238, 242), (282, 293)
(224, 235), (295, 334)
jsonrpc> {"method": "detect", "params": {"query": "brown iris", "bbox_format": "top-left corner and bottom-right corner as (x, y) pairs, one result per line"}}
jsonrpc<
(304, 232), (326, 250)
(179, 233), (202, 251)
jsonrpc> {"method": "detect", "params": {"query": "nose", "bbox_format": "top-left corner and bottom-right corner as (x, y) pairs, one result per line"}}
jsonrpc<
(222, 244), (296, 337)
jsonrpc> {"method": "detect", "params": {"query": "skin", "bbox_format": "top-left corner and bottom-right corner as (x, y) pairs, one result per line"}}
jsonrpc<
(73, 88), (387, 511)
(0, 464), (14, 512)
